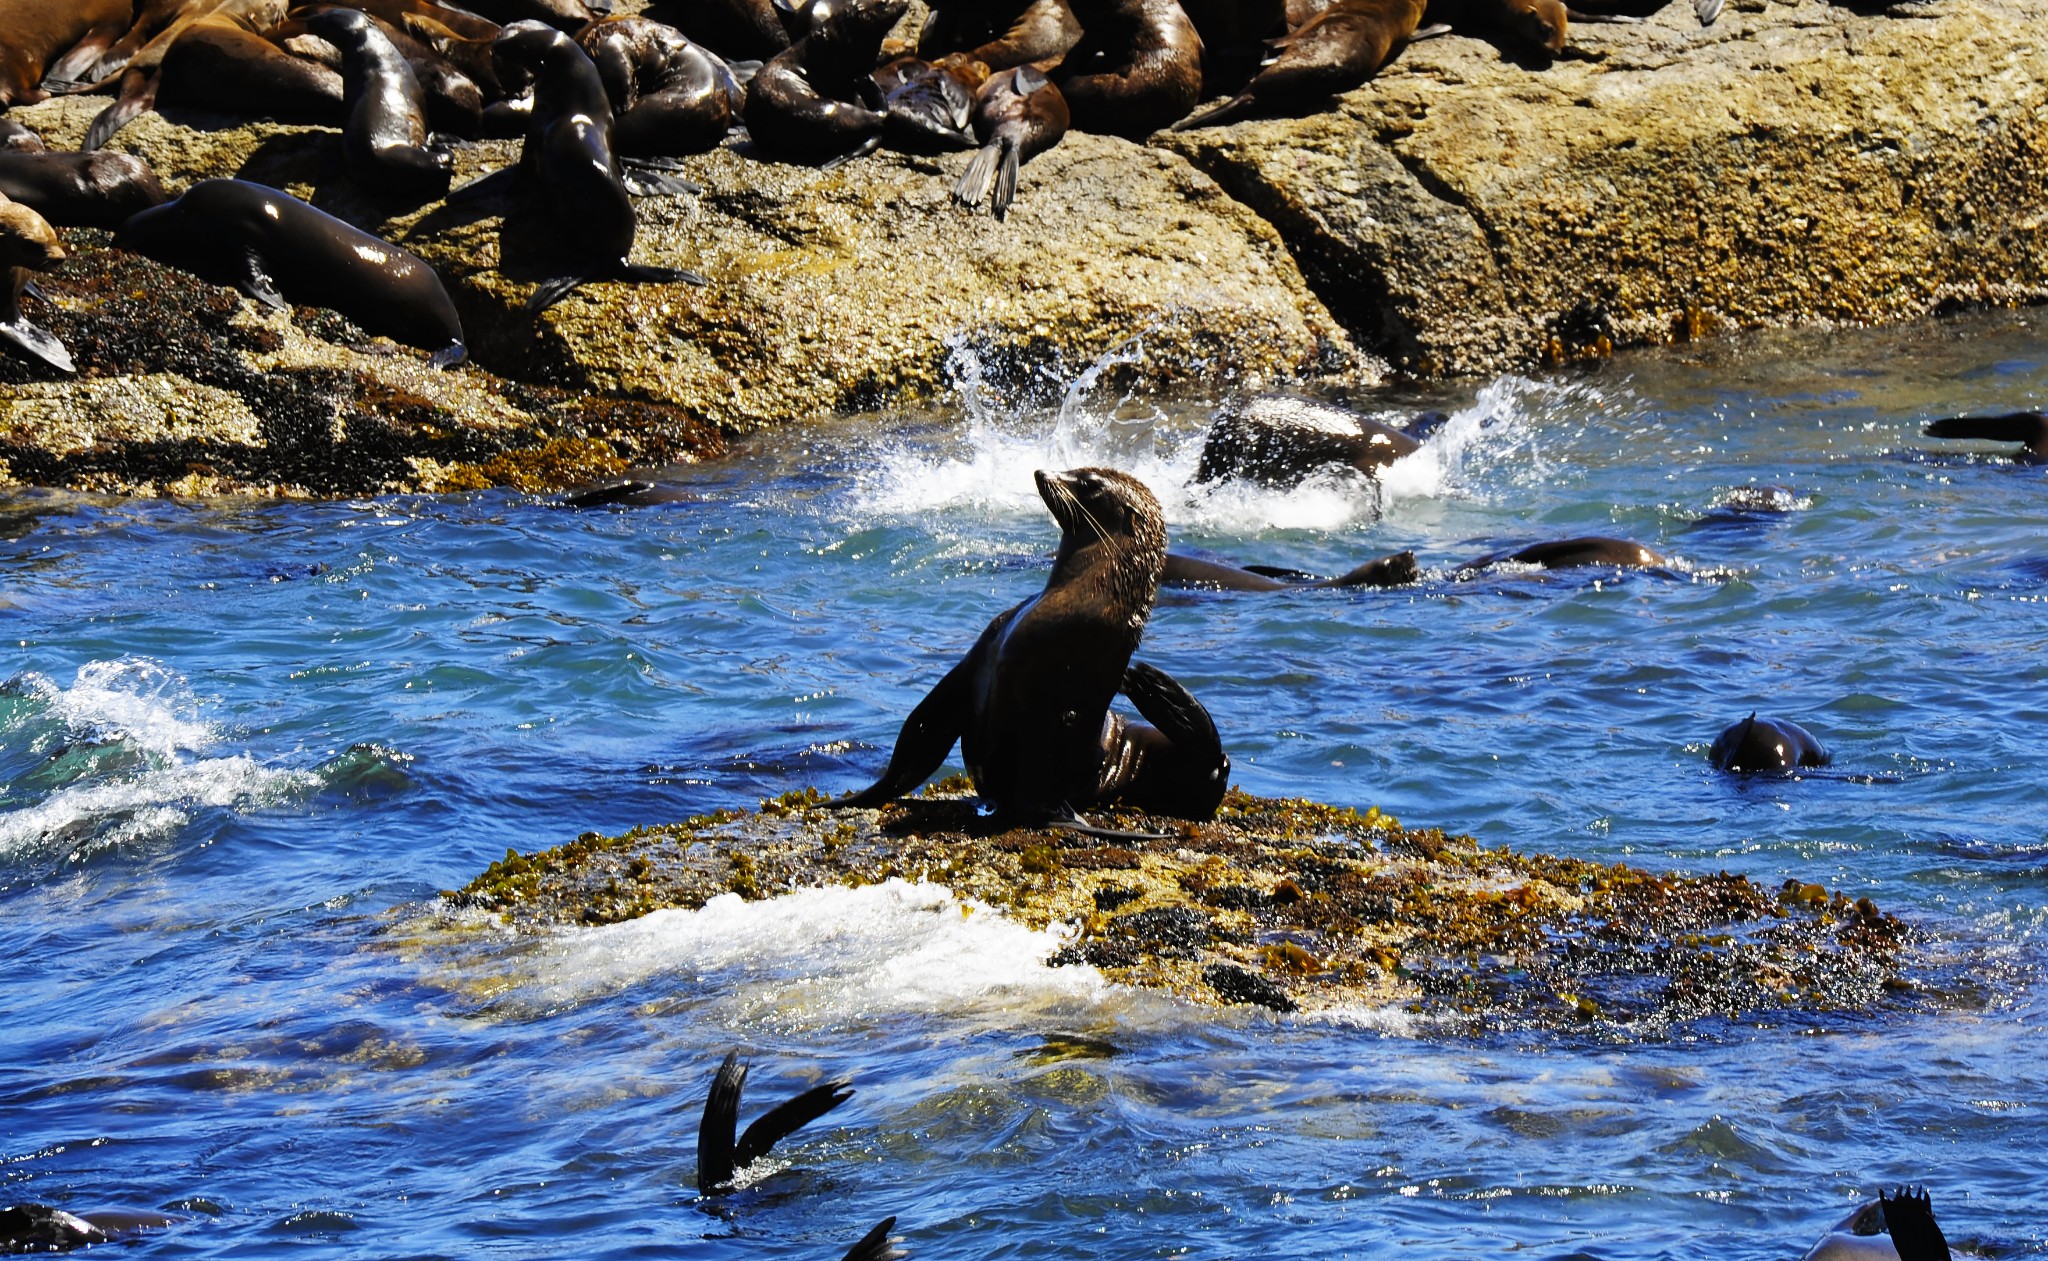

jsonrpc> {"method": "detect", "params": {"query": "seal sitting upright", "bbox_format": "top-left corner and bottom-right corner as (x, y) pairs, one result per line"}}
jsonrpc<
(836, 467), (1231, 828)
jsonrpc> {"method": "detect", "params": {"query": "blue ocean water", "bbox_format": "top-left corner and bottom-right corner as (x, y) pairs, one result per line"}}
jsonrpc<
(3, 309), (2045, 1260)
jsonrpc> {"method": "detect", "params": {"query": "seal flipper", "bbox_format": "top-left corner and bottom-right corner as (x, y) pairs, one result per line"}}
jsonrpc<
(1120, 661), (1230, 819)
(836, 657), (973, 807)
(1879, 1187), (1952, 1261)
(444, 165), (521, 205)
(840, 1216), (909, 1261)
(618, 262), (710, 287)
(427, 342), (467, 369)
(84, 75), (157, 153)
(618, 162), (703, 197)
(529, 264), (709, 315)
(1924, 410), (2048, 458)
(0, 318), (75, 374)
(1320, 550), (1419, 588)
(233, 252), (288, 311)
(733, 1076), (853, 1167)
(1694, 0), (1723, 23)
(696, 1052), (746, 1194)
(817, 135), (885, 173)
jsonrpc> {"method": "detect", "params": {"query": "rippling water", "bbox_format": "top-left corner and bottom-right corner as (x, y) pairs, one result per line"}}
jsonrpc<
(4, 310), (2046, 1260)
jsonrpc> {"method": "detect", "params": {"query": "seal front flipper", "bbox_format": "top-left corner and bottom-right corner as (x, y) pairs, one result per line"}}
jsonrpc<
(1879, 1186), (1952, 1261)
(733, 1076), (854, 1168)
(817, 135), (885, 172)
(835, 656), (974, 807)
(233, 251), (288, 311)
(528, 263), (709, 314)
(0, 317), (74, 373)
(841, 1217), (909, 1261)
(617, 161), (702, 197)
(696, 1051), (746, 1193)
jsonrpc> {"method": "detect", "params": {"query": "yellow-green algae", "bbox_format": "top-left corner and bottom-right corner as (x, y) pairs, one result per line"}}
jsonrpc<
(448, 789), (1917, 1032)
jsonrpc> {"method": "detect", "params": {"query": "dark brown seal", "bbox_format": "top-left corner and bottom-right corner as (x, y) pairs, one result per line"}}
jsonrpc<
(743, 0), (909, 164)
(114, 178), (466, 366)
(1052, 0), (1203, 138)
(954, 64), (1068, 218)
(837, 467), (1230, 827)
(873, 53), (989, 152)
(1163, 549), (1417, 590)
(1174, 0), (1423, 129)
(449, 0), (597, 32)
(0, 120), (43, 153)
(0, 0), (133, 106)
(1457, 537), (1667, 572)
(1707, 714), (1829, 774)
(1923, 411), (2048, 461)
(1878, 1187), (1951, 1261)
(1424, 0), (1564, 56)
(577, 16), (746, 158)
(0, 149), (168, 229)
(301, 7), (451, 199)
(0, 192), (72, 373)
(284, 4), (488, 137)
(1193, 395), (1421, 487)
(918, 0), (1083, 71)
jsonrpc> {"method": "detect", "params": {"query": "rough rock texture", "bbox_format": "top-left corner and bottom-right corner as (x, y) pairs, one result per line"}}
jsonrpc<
(1167, 0), (2048, 374)
(448, 786), (1935, 1033)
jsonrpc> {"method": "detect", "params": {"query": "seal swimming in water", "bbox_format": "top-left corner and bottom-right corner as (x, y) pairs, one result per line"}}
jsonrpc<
(0, 149), (168, 229)
(1163, 549), (1417, 590)
(301, 8), (451, 200)
(836, 467), (1231, 829)
(1879, 1187), (1951, 1261)
(115, 178), (467, 366)
(697, 1050), (854, 1194)
(1193, 394), (1422, 487)
(1052, 0), (1204, 138)
(577, 16), (748, 158)
(1708, 714), (1829, 774)
(1923, 411), (2048, 462)
(1457, 536), (1666, 572)
(841, 1218), (911, 1261)
(744, 0), (909, 165)
(954, 64), (1068, 217)
(0, 192), (73, 374)
(1173, 0), (1424, 129)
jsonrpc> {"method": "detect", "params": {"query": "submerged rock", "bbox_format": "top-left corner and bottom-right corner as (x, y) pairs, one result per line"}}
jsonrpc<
(447, 786), (1923, 1033)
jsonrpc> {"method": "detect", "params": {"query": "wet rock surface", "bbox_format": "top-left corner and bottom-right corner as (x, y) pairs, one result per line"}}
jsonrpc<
(448, 786), (1931, 1034)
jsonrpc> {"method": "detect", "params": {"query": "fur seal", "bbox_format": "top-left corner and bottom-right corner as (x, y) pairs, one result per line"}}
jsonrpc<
(1193, 394), (1421, 486)
(674, 0), (802, 60)
(1053, 0), (1203, 138)
(1802, 1200), (1900, 1261)
(1174, 0), (1423, 129)
(1879, 1187), (1951, 1261)
(1164, 549), (1416, 590)
(873, 53), (988, 152)
(697, 1050), (853, 1194)
(285, 4), (488, 138)
(837, 467), (1231, 828)
(1707, 714), (1829, 774)
(578, 16), (747, 158)
(918, 0), (1083, 71)
(842, 1218), (911, 1261)
(300, 8), (451, 199)
(115, 178), (466, 365)
(0, 150), (168, 228)
(1458, 537), (1666, 572)
(743, 0), (909, 164)
(0, 0), (134, 106)
(0, 192), (73, 373)
(449, 0), (600, 31)
(0, 1205), (107, 1252)
(485, 20), (708, 310)
(954, 64), (1068, 217)
(1923, 410), (2048, 461)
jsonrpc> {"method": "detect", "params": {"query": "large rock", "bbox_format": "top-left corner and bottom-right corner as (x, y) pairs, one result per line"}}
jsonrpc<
(1166, 0), (2048, 375)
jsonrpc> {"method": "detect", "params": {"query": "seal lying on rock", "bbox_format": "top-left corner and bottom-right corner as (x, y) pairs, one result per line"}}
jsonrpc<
(115, 178), (467, 366)
(1923, 411), (2048, 462)
(0, 0), (135, 106)
(0, 192), (73, 374)
(1173, 0), (1425, 129)
(744, 0), (910, 164)
(1708, 713), (1829, 774)
(0, 149), (167, 229)
(836, 467), (1231, 829)
(301, 7), (452, 200)
(1193, 394), (1422, 487)
(697, 1050), (853, 1194)
(577, 16), (748, 158)
(1053, 0), (1205, 139)
(918, 0), (1084, 71)
(954, 64), (1069, 217)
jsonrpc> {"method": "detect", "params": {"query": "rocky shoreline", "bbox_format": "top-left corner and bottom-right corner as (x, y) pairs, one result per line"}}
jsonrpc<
(2, 0), (2041, 496)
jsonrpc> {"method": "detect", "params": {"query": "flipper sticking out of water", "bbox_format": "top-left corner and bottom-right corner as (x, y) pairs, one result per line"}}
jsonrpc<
(0, 1205), (107, 1252)
(697, 1050), (854, 1194)
(1923, 410), (2048, 461)
(1880, 1187), (1952, 1261)
(840, 1217), (910, 1261)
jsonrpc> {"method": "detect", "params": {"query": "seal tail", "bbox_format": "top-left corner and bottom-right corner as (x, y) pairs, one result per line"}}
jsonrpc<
(734, 1076), (854, 1167)
(696, 1051), (747, 1194)
(841, 1217), (909, 1261)
(1924, 411), (2048, 456)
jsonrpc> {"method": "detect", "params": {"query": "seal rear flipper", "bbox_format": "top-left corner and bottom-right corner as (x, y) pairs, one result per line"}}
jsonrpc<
(1694, 0), (1723, 23)
(84, 75), (157, 152)
(618, 262), (711, 287)
(954, 139), (1004, 210)
(696, 1051), (747, 1194)
(1172, 92), (1254, 131)
(1321, 550), (1419, 588)
(1048, 813), (1177, 843)
(618, 163), (703, 197)
(835, 658), (973, 808)
(1119, 661), (1229, 818)
(0, 319), (76, 374)
(1879, 1187), (1952, 1261)
(990, 137), (1022, 220)
(817, 135), (884, 172)
(841, 1216), (909, 1261)
(733, 1077), (854, 1167)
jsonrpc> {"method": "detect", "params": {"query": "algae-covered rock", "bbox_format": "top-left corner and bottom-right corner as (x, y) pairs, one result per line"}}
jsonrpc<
(1166, 0), (2048, 375)
(447, 787), (1923, 1034)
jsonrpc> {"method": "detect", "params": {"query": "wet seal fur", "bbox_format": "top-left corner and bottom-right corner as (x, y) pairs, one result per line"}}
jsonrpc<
(1923, 411), (2048, 462)
(1194, 394), (1421, 487)
(1164, 549), (1418, 590)
(0, 149), (168, 229)
(1708, 713), (1829, 774)
(836, 467), (1231, 831)
(744, 0), (910, 164)
(1457, 536), (1666, 572)
(301, 7), (452, 200)
(1053, 0), (1204, 138)
(115, 178), (467, 366)
(954, 64), (1069, 217)
(919, 0), (1083, 71)
(577, 16), (747, 158)
(1174, 0), (1425, 129)
(0, 191), (72, 373)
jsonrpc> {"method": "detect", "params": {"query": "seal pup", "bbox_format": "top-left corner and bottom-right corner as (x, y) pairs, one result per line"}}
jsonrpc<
(1164, 549), (1417, 590)
(1708, 713), (1829, 774)
(1922, 411), (2048, 462)
(1193, 394), (1421, 487)
(1173, 0), (1424, 129)
(873, 54), (989, 152)
(1880, 1187), (1951, 1261)
(1052, 0), (1204, 138)
(0, 193), (73, 374)
(836, 467), (1231, 829)
(841, 1218), (911, 1261)
(483, 20), (709, 311)
(918, 0), (1083, 71)
(0, 150), (168, 229)
(1457, 537), (1666, 572)
(115, 179), (467, 366)
(577, 16), (748, 158)
(0, 0), (135, 106)
(954, 64), (1068, 218)
(697, 1050), (854, 1194)
(743, 0), (910, 165)
(301, 8), (452, 200)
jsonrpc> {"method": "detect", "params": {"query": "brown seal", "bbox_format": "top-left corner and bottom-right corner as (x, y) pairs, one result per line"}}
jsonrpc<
(1174, 0), (1423, 129)
(114, 178), (466, 366)
(0, 120), (46, 153)
(953, 64), (1067, 217)
(1923, 411), (2048, 462)
(1163, 549), (1417, 590)
(1424, 0), (1564, 57)
(0, 0), (134, 106)
(298, 8), (450, 199)
(1193, 395), (1422, 487)
(0, 191), (73, 373)
(577, 16), (746, 158)
(1707, 714), (1829, 774)
(918, 0), (1083, 71)
(0, 150), (168, 229)
(1052, 0), (1203, 138)
(447, 0), (597, 32)
(743, 0), (908, 164)
(872, 53), (989, 152)
(837, 467), (1231, 828)
(282, 4), (489, 137)
(1457, 537), (1667, 572)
